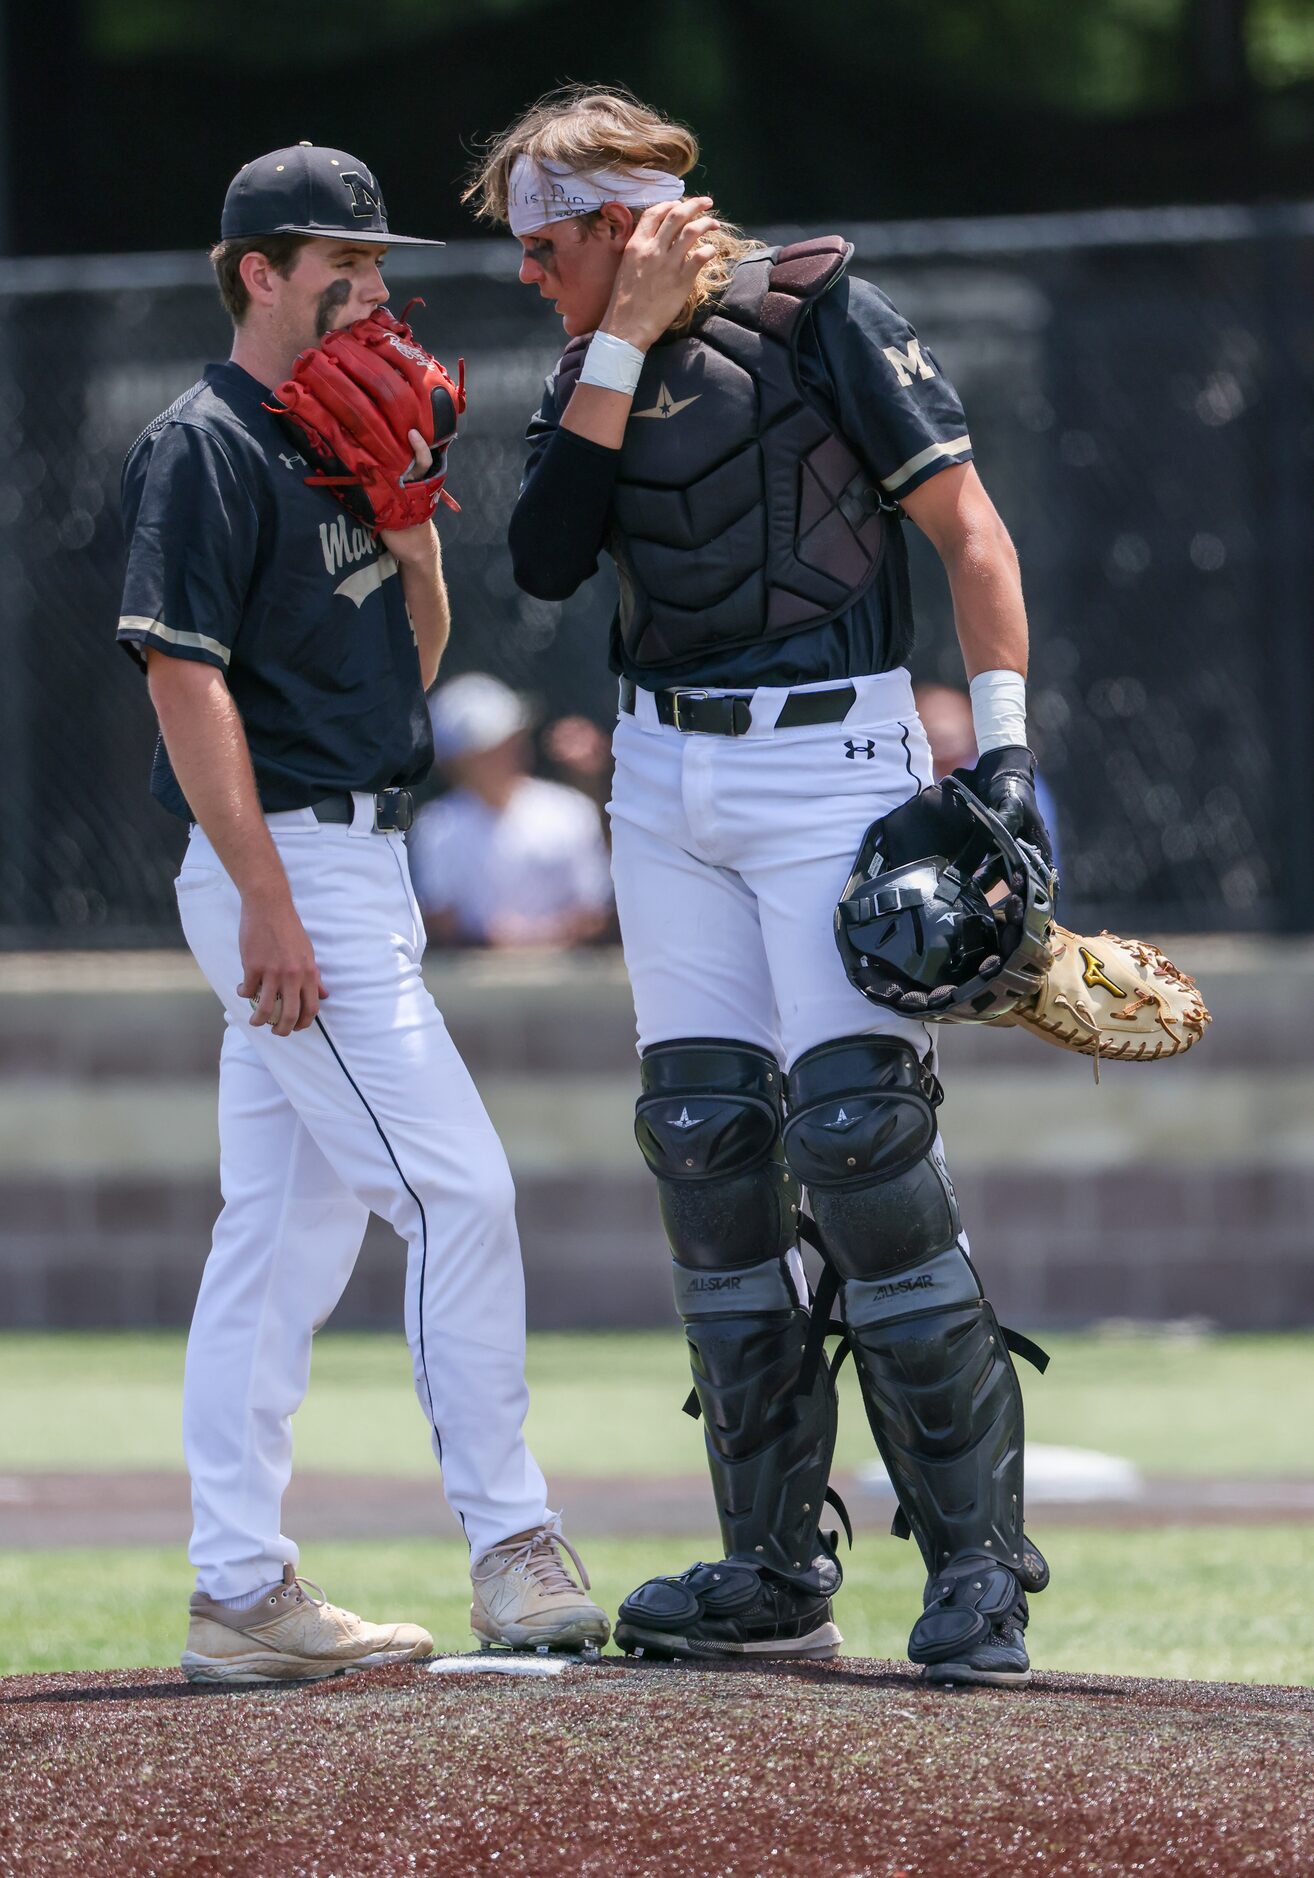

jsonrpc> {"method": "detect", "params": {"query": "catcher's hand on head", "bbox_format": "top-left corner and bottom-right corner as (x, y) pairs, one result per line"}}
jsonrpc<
(603, 198), (720, 351)
(268, 300), (466, 533)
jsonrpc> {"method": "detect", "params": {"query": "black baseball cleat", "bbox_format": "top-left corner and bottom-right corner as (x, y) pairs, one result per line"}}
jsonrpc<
(908, 1549), (1040, 1687)
(614, 1558), (843, 1660)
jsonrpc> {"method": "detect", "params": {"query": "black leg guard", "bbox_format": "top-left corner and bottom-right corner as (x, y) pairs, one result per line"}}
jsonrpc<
(676, 1262), (839, 1585)
(784, 1036), (1045, 1597)
(635, 1040), (840, 1589)
(843, 1251), (1026, 1576)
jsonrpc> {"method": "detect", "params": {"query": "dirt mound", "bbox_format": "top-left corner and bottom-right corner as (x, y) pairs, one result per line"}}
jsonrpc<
(2, 1657), (1310, 1876)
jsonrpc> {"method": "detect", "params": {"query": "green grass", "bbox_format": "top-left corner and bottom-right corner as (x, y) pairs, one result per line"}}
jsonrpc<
(0, 1329), (1311, 1479)
(1, 1528), (1309, 1686)
(3, 1331), (1311, 1688)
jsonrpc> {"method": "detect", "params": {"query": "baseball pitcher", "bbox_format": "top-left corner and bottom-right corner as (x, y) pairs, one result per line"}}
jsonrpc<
(118, 142), (609, 1681)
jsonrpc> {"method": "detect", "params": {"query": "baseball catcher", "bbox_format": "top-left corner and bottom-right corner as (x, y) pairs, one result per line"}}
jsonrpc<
(476, 81), (1211, 1690)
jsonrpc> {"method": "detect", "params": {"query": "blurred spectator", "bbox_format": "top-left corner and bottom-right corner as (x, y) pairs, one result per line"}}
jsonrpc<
(408, 674), (615, 949)
(914, 682), (979, 780)
(914, 682), (1063, 877)
(540, 713), (614, 831)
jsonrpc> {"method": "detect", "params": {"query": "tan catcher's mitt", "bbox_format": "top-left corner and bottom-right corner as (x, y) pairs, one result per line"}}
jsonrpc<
(1011, 924), (1211, 1076)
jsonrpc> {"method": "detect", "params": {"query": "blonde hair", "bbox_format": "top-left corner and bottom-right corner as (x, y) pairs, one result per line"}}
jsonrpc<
(463, 84), (762, 335)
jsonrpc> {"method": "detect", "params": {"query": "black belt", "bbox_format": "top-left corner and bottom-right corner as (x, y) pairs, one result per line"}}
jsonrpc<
(619, 677), (857, 737)
(309, 788), (414, 833)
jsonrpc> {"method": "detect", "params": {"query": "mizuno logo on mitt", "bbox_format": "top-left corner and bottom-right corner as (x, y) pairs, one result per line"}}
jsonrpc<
(1079, 947), (1126, 997)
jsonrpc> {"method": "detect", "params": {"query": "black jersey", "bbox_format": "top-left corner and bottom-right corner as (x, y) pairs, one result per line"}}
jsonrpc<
(118, 361), (434, 820)
(509, 272), (973, 689)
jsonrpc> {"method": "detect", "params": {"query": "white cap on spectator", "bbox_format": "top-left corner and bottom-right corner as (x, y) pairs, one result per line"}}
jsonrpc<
(428, 673), (531, 761)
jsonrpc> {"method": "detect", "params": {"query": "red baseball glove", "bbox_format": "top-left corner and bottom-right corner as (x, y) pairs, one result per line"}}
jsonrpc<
(268, 300), (465, 532)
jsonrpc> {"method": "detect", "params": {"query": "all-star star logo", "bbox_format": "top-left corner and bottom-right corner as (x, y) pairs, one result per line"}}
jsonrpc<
(671, 1106), (705, 1129)
(822, 1107), (859, 1129)
(634, 381), (701, 420)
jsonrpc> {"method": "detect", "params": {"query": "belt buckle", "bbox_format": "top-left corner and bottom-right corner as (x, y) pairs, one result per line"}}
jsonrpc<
(670, 690), (753, 736)
(670, 689), (709, 732)
(374, 788), (414, 833)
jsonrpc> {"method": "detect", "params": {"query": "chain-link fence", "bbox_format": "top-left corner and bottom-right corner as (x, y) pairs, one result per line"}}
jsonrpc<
(2, 204), (1311, 947)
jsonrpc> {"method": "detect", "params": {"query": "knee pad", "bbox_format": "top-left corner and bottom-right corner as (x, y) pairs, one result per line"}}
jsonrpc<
(782, 1035), (959, 1277)
(783, 1036), (938, 1186)
(635, 1039), (797, 1270)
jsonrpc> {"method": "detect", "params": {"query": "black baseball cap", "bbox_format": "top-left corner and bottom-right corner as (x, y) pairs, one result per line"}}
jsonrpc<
(220, 143), (444, 247)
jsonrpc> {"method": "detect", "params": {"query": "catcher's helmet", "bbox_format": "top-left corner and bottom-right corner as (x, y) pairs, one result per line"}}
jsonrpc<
(834, 776), (1055, 1022)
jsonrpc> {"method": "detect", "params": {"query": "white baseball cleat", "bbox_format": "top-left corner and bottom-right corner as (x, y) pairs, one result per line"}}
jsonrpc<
(181, 1563), (433, 1684)
(470, 1520), (611, 1652)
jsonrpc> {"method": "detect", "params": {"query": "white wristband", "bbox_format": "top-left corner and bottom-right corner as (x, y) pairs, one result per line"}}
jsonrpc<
(578, 329), (647, 397)
(969, 669), (1028, 754)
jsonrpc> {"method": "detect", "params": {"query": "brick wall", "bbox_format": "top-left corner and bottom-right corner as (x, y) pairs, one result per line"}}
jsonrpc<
(1, 939), (1309, 1331)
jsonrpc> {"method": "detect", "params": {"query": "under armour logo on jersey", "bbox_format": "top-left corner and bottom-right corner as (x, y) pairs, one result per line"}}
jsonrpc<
(671, 1106), (705, 1129)
(340, 170), (385, 220)
(634, 381), (701, 420)
(279, 450), (307, 472)
(844, 739), (877, 760)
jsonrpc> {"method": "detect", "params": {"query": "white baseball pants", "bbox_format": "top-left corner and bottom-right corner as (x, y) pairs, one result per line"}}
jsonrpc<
(175, 801), (549, 1600)
(608, 669), (937, 1066)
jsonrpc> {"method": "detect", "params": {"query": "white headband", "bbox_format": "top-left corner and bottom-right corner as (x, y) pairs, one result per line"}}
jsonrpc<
(507, 154), (684, 235)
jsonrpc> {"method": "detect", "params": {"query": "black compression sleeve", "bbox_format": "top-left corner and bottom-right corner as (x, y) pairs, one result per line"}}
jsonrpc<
(508, 424), (620, 600)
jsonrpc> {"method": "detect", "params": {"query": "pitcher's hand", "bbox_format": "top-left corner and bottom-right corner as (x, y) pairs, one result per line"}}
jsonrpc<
(238, 887), (326, 1037)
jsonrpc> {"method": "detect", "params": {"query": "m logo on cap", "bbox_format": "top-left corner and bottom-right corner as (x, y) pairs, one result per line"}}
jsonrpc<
(340, 171), (385, 221)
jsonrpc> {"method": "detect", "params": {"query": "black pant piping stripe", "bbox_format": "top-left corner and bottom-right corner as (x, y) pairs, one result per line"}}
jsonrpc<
(896, 721), (933, 1061)
(313, 1015), (450, 1490)
(898, 719), (916, 784)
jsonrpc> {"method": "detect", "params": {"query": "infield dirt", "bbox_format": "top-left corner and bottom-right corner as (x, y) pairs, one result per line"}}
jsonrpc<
(2, 1656), (1310, 1877)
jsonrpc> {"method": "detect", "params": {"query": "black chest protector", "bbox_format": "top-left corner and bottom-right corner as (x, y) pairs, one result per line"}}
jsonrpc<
(556, 237), (890, 671)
